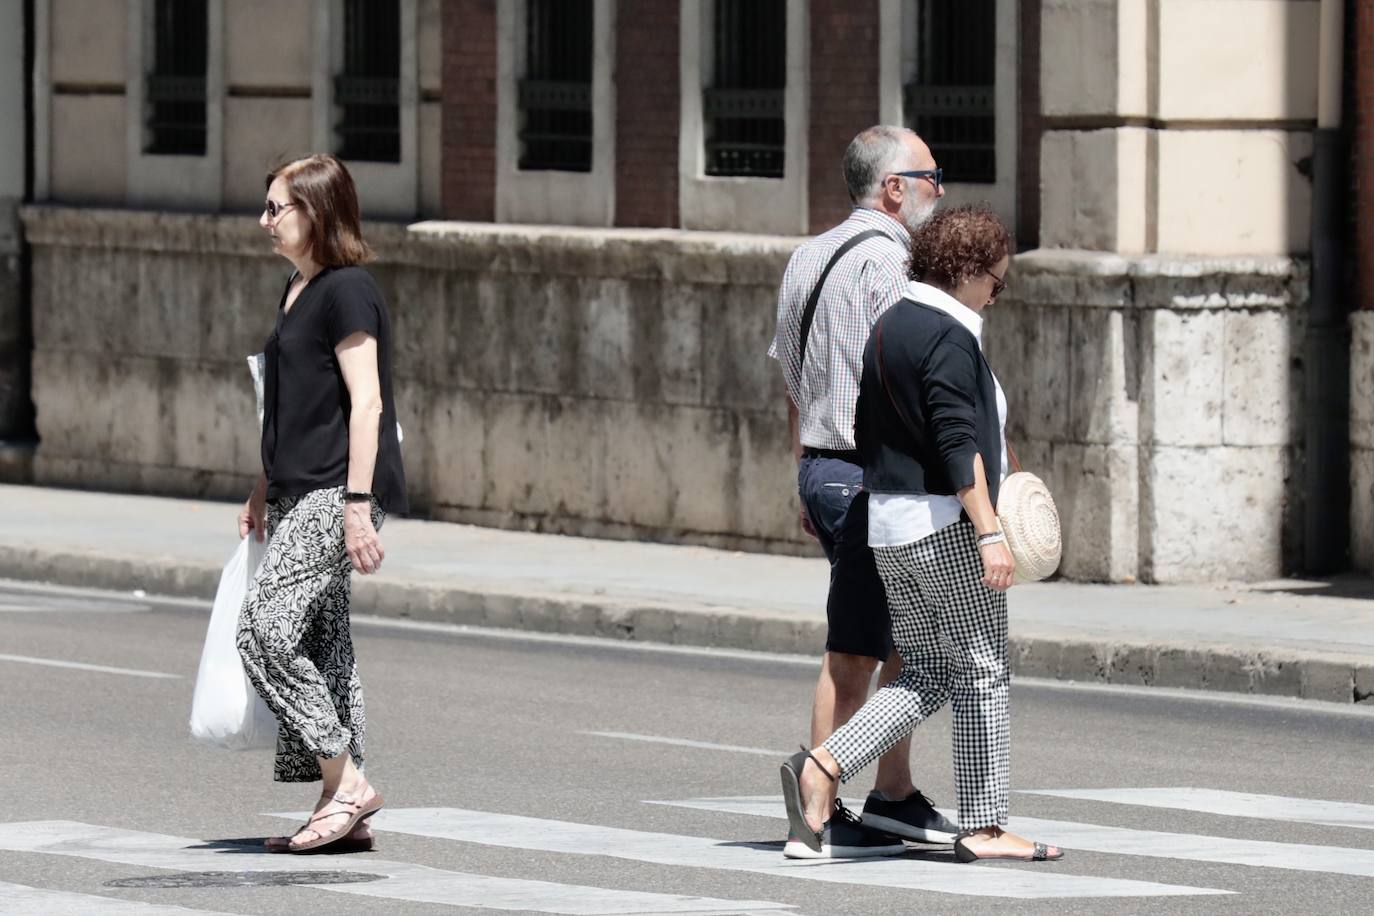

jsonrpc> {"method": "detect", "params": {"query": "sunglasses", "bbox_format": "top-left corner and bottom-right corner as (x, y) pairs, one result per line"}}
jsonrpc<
(986, 267), (1007, 299)
(263, 199), (296, 220)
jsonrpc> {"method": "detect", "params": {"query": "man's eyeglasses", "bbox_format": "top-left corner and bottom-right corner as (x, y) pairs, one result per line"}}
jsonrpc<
(263, 199), (296, 220)
(890, 168), (942, 191)
(986, 266), (1007, 299)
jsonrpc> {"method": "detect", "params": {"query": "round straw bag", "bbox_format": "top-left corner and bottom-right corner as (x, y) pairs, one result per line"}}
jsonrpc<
(996, 464), (1062, 583)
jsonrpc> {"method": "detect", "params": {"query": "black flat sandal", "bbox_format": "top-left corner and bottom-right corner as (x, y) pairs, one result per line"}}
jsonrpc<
(779, 745), (838, 855)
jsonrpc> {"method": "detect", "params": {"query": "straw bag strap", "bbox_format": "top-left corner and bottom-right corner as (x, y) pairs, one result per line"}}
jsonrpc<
(1006, 439), (1023, 475)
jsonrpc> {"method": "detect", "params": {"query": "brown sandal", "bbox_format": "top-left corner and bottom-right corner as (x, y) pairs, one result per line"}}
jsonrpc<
(287, 787), (385, 853)
(267, 819), (374, 853)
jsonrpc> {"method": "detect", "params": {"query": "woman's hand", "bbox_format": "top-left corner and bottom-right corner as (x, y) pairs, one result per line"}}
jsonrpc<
(238, 478), (268, 542)
(344, 502), (385, 574)
(979, 539), (1016, 592)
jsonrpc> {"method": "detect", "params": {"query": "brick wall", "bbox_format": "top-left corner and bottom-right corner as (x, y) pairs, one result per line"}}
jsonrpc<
(614, 1), (681, 227)
(1355, 0), (1374, 309)
(807, 0), (881, 233)
(441, 0), (497, 221)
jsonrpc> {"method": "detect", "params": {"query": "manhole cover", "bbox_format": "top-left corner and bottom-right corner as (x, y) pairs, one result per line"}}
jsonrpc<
(106, 870), (385, 888)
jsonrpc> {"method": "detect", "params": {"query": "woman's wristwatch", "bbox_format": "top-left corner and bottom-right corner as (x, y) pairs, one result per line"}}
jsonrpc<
(343, 490), (373, 504)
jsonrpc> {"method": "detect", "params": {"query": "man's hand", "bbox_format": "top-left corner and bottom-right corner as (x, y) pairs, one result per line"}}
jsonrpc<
(799, 501), (817, 539)
(344, 502), (385, 574)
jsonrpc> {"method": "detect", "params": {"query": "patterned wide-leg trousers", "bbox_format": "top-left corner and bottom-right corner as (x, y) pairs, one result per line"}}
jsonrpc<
(236, 486), (384, 783)
(822, 520), (1010, 829)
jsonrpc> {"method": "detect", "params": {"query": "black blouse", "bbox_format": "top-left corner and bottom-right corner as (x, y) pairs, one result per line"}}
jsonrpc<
(261, 266), (408, 514)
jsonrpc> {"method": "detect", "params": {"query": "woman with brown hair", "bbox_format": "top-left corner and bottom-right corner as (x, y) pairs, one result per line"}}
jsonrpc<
(236, 153), (407, 854)
(781, 205), (1063, 863)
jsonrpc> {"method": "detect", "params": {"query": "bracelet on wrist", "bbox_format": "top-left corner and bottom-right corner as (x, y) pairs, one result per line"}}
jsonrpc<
(976, 530), (1006, 547)
(343, 490), (373, 504)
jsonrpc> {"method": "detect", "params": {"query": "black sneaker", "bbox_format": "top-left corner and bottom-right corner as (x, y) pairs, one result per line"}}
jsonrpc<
(783, 799), (908, 860)
(860, 790), (959, 843)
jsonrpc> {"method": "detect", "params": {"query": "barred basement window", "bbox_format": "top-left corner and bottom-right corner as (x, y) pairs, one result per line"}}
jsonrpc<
(519, 0), (593, 172)
(704, 0), (785, 179)
(336, 0), (401, 163)
(145, 0), (208, 155)
(904, 0), (996, 184)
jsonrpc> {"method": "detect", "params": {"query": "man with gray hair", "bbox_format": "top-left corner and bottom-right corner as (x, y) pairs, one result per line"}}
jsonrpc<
(767, 125), (955, 858)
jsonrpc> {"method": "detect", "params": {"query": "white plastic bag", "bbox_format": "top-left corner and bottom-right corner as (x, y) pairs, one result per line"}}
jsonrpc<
(189, 536), (278, 750)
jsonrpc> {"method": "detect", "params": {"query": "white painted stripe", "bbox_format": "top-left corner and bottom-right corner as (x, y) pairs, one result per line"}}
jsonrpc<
(1017, 788), (1374, 832)
(0, 653), (180, 679)
(272, 807), (1226, 899)
(0, 821), (794, 915)
(0, 880), (235, 915)
(582, 731), (782, 757)
(648, 796), (1374, 880)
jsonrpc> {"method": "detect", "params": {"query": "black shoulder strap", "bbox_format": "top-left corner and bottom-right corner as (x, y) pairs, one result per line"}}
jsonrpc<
(798, 228), (897, 370)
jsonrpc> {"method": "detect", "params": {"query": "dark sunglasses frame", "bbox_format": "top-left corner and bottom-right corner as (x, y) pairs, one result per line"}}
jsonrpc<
(890, 167), (943, 190)
(986, 266), (1007, 299)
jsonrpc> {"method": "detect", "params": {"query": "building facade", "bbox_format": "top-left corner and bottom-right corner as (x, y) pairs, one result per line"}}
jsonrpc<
(6, 0), (1374, 583)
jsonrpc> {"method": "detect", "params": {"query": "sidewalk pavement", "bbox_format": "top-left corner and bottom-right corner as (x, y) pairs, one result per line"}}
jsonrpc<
(5, 483), (1374, 704)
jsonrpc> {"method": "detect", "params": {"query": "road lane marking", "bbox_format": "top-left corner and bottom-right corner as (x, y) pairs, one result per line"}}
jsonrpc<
(0, 654), (180, 679)
(0, 821), (796, 915)
(1017, 788), (1374, 832)
(582, 731), (782, 757)
(271, 807), (1227, 899)
(647, 796), (1374, 879)
(0, 880), (235, 915)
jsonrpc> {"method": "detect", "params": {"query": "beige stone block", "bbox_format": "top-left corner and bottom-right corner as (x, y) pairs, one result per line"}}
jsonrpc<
(629, 279), (703, 406)
(991, 306), (1072, 443)
(1041, 0), (1148, 118)
(50, 95), (126, 204)
(225, 0), (314, 88)
(1141, 309), (1224, 447)
(1352, 449), (1374, 574)
(169, 362), (259, 473)
(1351, 313), (1374, 450)
(127, 253), (212, 359)
(419, 102), (442, 219)
(1142, 446), (1288, 582)
(50, 0), (126, 85)
(507, 273), (579, 396)
(541, 398), (609, 520)
(223, 98), (314, 212)
(481, 393), (553, 516)
(1155, 131), (1313, 257)
(1069, 307), (1138, 445)
(451, 273), (514, 392)
(388, 267), (448, 388)
(1157, 0), (1319, 121)
(422, 389), (486, 511)
(1047, 442), (1138, 582)
(734, 409), (797, 543)
(418, 0), (442, 92)
(700, 283), (784, 412)
(200, 254), (291, 360)
(1222, 310), (1296, 447)
(577, 279), (635, 401)
(1039, 129), (1149, 253)
(33, 352), (169, 468)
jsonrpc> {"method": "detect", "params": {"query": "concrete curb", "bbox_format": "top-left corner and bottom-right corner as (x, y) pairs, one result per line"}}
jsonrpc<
(3, 545), (1370, 705)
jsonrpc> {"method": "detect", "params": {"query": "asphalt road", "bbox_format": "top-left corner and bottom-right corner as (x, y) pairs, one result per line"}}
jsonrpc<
(2, 578), (1372, 916)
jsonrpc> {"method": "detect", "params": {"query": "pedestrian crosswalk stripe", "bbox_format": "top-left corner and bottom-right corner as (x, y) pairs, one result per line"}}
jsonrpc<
(647, 796), (1374, 879)
(581, 731), (782, 757)
(1017, 788), (1374, 832)
(279, 807), (1228, 899)
(0, 880), (235, 915)
(0, 653), (180, 679)
(0, 821), (796, 915)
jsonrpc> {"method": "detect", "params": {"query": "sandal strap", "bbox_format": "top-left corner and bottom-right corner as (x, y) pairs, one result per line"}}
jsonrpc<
(798, 745), (838, 782)
(1033, 842), (1047, 860)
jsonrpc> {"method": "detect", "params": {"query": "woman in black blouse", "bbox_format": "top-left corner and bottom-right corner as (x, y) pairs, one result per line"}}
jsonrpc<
(236, 154), (407, 854)
(781, 207), (1062, 863)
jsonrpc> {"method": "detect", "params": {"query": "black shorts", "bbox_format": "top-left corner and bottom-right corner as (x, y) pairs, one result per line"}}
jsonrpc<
(798, 454), (892, 660)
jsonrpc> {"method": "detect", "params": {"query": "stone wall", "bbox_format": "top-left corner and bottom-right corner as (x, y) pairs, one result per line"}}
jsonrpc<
(1353, 311), (1374, 572)
(22, 206), (1309, 580)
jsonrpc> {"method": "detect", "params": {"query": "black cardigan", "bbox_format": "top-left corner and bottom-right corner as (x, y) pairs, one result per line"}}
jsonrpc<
(855, 298), (1003, 508)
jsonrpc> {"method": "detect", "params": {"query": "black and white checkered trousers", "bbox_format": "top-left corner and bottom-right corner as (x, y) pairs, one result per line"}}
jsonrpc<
(821, 519), (1010, 830)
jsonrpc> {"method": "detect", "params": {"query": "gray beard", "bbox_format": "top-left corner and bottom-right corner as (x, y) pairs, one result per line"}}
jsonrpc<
(899, 196), (938, 234)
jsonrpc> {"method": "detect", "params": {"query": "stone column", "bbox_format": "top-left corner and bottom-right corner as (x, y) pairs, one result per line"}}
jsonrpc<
(0, 0), (32, 457)
(1020, 0), (1320, 582)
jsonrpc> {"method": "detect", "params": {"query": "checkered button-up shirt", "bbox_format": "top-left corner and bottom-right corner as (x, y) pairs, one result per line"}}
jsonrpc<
(768, 208), (910, 450)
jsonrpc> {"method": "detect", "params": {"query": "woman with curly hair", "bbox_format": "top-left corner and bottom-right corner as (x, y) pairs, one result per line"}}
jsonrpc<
(780, 206), (1063, 863)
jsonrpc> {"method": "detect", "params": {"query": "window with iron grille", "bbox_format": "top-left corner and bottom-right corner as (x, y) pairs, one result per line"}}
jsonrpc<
(904, 0), (995, 184)
(336, 0), (401, 163)
(519, 0), (593, 172)
(145, 0), (208, 156)
(704, 0), (785, 179)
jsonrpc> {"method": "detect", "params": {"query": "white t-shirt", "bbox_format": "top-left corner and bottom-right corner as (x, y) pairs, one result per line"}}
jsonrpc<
(868, 282), (1008, 549)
